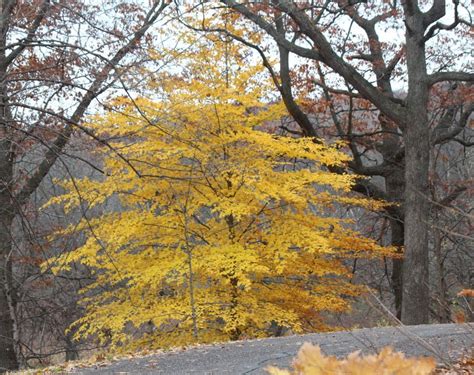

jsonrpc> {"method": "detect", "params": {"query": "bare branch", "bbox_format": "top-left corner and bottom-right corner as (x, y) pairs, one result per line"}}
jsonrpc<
(428, 71), (474, 86)
(422, 0), (446, 29)
(432, 103), (474, 145)
(437, 186), (467, 209)
(14, 1), (169, 205)
(2, 1), (50, 68)
(383, 46), (405, 81)
(422, 0), (472, 42)
(221, 0), (407, 126)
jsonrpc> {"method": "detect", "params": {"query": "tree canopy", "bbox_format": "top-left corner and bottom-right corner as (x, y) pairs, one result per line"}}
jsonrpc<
(45, 32), (392, 350)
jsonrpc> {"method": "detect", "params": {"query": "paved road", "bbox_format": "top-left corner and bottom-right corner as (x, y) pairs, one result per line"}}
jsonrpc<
(72, 323), (473, 374)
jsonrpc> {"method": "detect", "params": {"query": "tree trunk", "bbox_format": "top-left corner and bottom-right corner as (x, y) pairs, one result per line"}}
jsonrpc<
(0, 204), (18, 372)
(65, 331), (79, 362)
(389, 219), (404, 320)
(433, 222), (450, 323)
(401, 23), (430, 324)
(385, 170), (405, 319)
(0, 94), (18, 370)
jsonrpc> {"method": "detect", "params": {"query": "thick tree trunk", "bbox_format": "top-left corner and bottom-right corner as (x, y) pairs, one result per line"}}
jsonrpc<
(402, 117), (430, 324)
(401, 25), (430, 324)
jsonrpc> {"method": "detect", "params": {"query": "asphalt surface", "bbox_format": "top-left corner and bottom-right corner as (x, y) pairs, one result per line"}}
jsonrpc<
(71, 323), (473, 374)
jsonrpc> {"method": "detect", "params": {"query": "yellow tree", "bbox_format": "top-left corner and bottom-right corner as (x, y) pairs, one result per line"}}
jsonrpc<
(45, 29), (392, 351)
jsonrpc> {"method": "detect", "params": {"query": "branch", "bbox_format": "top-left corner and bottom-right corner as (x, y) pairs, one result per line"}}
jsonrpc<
(223, 1), (323, 61)
(383, 46), (405, 81)
(2, 0), (51, 68)
(451, 138), (474, 147)
(348, 162), (393, 177)
(313, 79), (404, 105)
(14, 1), (169, 206)
(279, 125), (303, 136)
(428, 71), (474, 86)
(0, 0), (17, 39)
(181, 13), (321, 139)
(433, 186), (468, 211)
(423, 0), (473, 42)
(9, 102), (140, 176)
(222, 0), (407, 126)
(349, 53), (374, 62)
(176, 18), (284, 93)
(422, 0), (446, 29)
(312, 79), (362, 98)
(432, 103), (474, 145)
(275, 17), (318, 138)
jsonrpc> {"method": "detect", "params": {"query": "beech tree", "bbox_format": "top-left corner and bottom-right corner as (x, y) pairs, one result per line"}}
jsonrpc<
(46, 29), (393, 351)
(215, 0), (473, 324)
(0, 1), (169, 371)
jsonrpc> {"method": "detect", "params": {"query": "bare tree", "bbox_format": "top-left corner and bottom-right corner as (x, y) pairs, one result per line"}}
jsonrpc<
(215, 0), (473, 324)
(0, 1), (170, 371)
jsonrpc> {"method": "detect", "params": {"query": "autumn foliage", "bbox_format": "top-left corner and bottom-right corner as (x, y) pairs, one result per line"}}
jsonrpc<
(45, 28), (393, 350)
(0, 1), (471, 372)
(266, 343), (436, 375)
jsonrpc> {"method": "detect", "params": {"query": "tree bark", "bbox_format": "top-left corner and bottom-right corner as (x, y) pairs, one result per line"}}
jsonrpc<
(432, 224), (450, 323)
(401, 16), (431, 324)
(0, 23), (18, 367)
(0, 178), (18, 372)
(385, 174), (404, 319)
(0, 238), (17, 373)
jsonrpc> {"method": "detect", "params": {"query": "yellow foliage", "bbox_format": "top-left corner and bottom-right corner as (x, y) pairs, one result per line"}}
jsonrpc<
(457, 289), (474, 298)
(45, 18), (394, 351)
(266, 343), (436, 375)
